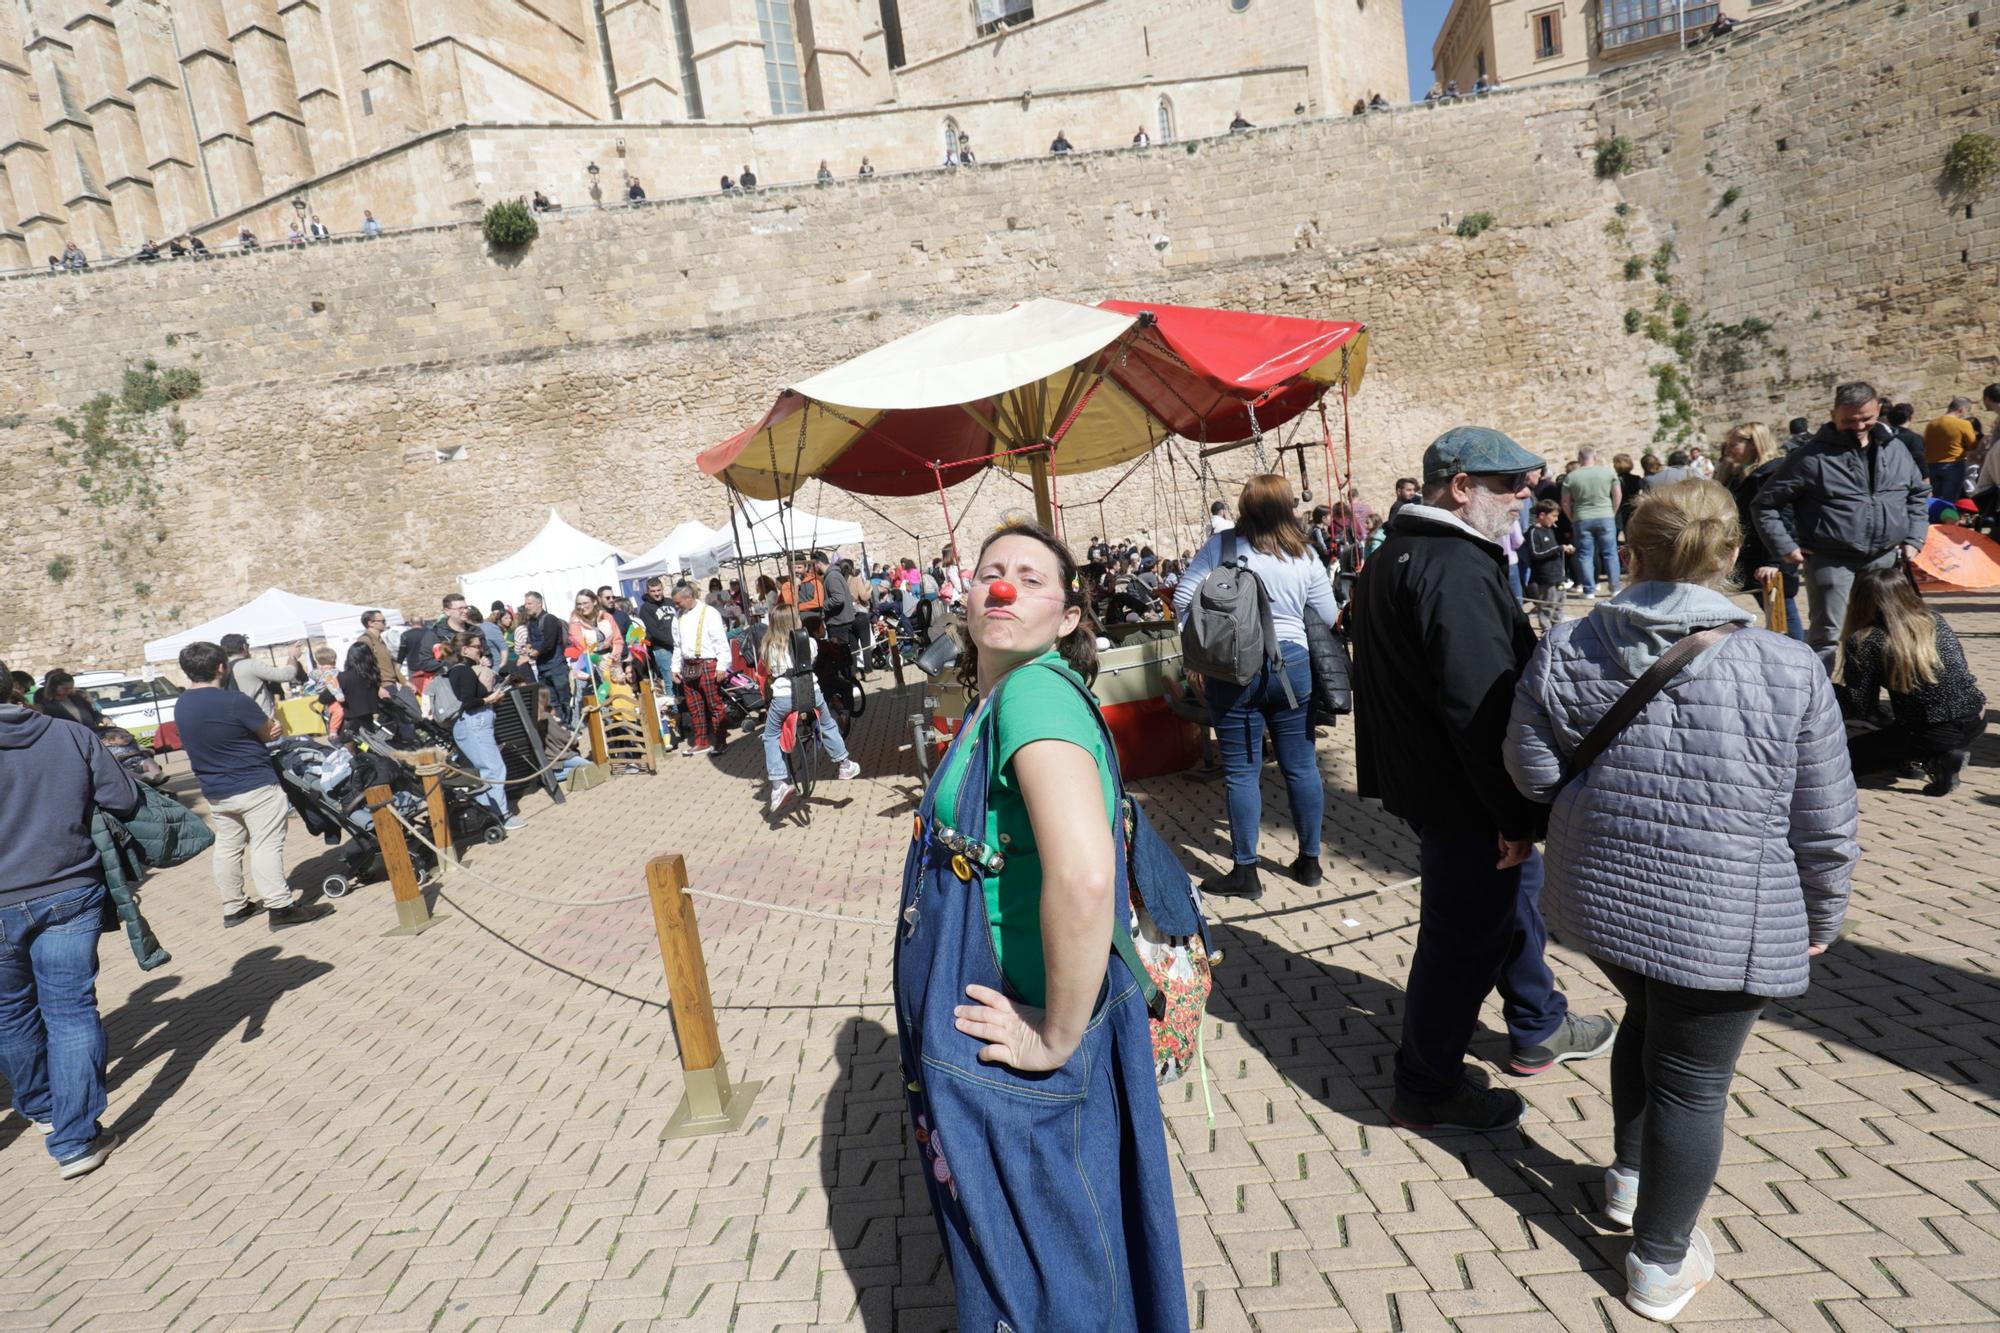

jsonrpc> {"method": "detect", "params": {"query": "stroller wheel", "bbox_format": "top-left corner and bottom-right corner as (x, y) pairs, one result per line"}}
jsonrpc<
(321, 874), (353, 899)
(483, 824), (507, 845)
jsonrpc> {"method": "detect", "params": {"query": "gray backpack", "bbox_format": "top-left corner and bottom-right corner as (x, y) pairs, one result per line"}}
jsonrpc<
(1180, 534), (1297, 706)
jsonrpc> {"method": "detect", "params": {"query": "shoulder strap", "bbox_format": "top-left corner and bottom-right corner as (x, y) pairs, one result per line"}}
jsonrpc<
(1559, 623), (1741, 789)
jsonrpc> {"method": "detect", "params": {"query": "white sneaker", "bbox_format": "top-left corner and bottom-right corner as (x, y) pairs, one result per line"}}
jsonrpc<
(685, 745), (714, 757)
(1625, 1225), (1715, 1322)
(32, 1119), (53, 1135)
(1604, 1165), (1639, 1229)
(836, 760), (861, 780)
(503, 815), (526, 831)
(769, 782), (798, 813)
(58, 1130), (120, 1180)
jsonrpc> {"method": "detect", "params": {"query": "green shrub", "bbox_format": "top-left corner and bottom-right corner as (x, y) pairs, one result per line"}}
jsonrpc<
(1454, 211), (1495, 239)
(1622, 255), (1645, 281)
(1713, 185), (1740, 215)
(1623, 308), (1643, 334)
(482, 198), (540, 248)
(47, 556), (73, 584)
(1944, 133), (2000, 193)
(1595, 136), (1634, 179)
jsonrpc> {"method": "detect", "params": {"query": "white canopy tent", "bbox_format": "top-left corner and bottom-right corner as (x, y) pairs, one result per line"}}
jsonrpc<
(144, 588), (406, 663)
(458, 509), (631, 612)
(704, 497), (866, 566)
(617, 520), (726, 582)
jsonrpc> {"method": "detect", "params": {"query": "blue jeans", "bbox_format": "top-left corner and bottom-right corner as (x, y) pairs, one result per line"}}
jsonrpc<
(1931, 461), (1967, 505)
(452, 710), (512, 821)
(536, 660), (570, 725)
(1203, 641), (1322, 864)
(0, 883), (109, 1162)
(650, 647), (675, 687)
(763, 690), (849, 784)
(1394, 826), (1567, 1102)
(1574, 516), (1622, 593)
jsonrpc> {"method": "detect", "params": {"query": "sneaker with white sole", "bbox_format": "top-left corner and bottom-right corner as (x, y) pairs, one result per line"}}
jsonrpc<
(503, 815), (526, 831)
(769, 781), (798, 813)
(58, 1130), (120, 1180)
(32, 1118), (53, 1135)
(1603, 1164), (1639, 1229)
(1625, 1225), (1715, 1322)
(836, 760), (860, 781)
(1508, 1012), (1618, 1075)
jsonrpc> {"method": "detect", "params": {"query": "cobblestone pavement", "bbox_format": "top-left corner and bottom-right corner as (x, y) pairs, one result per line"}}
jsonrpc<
(6, 600), (2000, 1332)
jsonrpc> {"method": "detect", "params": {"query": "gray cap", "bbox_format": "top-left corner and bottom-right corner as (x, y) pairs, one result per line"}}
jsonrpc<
(1421, 426), (1544, 482)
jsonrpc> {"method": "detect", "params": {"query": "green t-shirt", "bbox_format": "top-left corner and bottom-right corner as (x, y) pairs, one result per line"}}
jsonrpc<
(1562, 465), (1620, 520)
(931, 651), (1118, 1007)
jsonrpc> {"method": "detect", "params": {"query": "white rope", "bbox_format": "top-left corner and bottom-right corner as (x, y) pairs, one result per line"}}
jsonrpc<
(685, 887), (894, 928)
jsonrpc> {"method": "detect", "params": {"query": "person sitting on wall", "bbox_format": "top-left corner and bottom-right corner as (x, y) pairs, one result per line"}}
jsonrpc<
(1370, 92), (1390, 110)
(237, 225), (258, 250)
(136, 239), (160, 263)
(531, 190), (555, 211)
(360, 211), (380, 237)
(1711, 13), (1739, 36)
(1473, 75), (1490, 94)
(1425, 82), (1443, 102)
(1444, 80), (1461, 98)
(308, 213), (330, 239)
(46, 255), (61, 273)
(956, 135), (975, 166)
(1352, 98), (1367, 115)
(1132, 125), (1150, 146)
(1050, 129), (1073, 155)
(62, 241), (89, 270)
(287, 220), (305, 244)
(188, 233), (210, 255)
(857, 156), (875, 177)
(739, 164), (758, 188)
(1229, 110), (1253, 131)
(720, 174), (736, 193)
(626, 178), (646, 202)
(816, 160), (833, 184)
(167, 237), (188, 258)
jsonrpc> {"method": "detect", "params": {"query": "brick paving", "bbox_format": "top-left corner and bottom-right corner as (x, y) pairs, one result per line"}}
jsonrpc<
(6, 599), (2000, 1331)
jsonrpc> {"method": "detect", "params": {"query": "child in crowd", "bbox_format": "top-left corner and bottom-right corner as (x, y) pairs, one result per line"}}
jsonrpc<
(1523, 500), (1573, 633)
(1833, 565), (1986, 796)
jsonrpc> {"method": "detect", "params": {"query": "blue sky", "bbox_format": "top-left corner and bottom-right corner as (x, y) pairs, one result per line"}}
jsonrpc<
(1403, 0), (1453, 98)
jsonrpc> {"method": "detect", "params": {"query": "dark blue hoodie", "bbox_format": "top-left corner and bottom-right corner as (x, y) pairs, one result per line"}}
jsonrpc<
(0, 704), (141, 908)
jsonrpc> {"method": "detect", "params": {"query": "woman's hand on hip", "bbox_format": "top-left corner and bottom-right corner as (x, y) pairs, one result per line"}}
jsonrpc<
(955, 984), (1077, 1071)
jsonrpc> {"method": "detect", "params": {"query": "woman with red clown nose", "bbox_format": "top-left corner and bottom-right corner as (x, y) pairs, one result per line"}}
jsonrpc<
(892, 519), (1188, 1331)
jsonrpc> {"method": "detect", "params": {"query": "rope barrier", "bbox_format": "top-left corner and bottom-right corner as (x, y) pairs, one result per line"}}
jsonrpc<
(683, 887), (894, 928)
(401, 724), (583, 787)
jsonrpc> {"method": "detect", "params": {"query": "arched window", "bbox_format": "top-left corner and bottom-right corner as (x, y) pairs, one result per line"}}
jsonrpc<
(942, 116), (962, 164)
(1156, 96), (1176, 144)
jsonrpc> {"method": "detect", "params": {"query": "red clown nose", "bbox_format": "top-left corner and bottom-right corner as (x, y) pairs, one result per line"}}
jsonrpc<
(986, 580), (1018, 605)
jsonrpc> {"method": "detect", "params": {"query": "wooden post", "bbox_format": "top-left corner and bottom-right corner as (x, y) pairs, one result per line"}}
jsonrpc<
(584, 696), (611, 766)
(637, 676), (672, 760)
(647, 854), (762, 1138)
(1029, 454), (1055, 529)
(367, 783), (444, 935)
(417, 749), (456, 863)
(885, 625), (905, 689)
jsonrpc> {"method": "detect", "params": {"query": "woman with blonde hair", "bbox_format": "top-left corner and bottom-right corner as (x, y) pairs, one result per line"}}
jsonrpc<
(1833, 564), (1985, 795)
(758, 604), (858, 812)
(1716, 422), (1803, 640)
(1504, 479), (1857, 1323)
(1173, 473), (1338, 898)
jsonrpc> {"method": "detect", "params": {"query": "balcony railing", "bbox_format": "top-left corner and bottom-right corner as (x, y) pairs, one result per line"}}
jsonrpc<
(1599, 0), (1718, 50)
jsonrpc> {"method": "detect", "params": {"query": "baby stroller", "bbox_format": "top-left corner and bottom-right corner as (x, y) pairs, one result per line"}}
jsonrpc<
(718, 664), (768, 735)
(812, 636), (866, 736)
(274, 739), (437, 899)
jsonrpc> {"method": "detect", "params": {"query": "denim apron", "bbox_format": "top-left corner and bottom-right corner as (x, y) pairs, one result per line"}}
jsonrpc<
(893, 682), (1189, 1333)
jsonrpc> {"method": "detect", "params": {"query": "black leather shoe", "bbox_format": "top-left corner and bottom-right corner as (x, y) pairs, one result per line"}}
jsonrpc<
(1201, 863), (1262, 900)
(1291, 855), (1323, 887)
(221, 902), (263, 929)
(268, 902), (334, 930)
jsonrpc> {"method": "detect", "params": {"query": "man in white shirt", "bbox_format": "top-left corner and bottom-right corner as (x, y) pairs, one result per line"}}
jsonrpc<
(1208, 499), (1233, 534)
(669, 581), (732, 756)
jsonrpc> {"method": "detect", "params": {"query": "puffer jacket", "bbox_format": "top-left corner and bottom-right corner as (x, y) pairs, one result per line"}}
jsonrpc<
(89, 783), (215, 971)
(1753, 421), (1929, 562)
(1503, 582), (1859, 998)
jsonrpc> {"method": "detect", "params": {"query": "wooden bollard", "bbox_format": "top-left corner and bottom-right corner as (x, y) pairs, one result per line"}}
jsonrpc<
(636, 676), (671, 761)
(366, 783), (445, 935)
(885, 626), (906, 689)
(583, 696), (611, 766)
(416, 749), (457, 863)
(647, 854), (762, 1139)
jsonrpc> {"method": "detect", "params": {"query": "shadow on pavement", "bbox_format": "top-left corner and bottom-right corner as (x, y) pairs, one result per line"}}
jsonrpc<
(102, 946), (335, 1138)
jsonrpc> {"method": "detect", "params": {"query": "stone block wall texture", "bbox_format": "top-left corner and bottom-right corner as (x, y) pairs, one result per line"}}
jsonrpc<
(1, 0), (1993, 672)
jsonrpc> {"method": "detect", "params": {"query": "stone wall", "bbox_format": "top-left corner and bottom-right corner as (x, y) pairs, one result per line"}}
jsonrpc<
(3, 0), (1995, 673)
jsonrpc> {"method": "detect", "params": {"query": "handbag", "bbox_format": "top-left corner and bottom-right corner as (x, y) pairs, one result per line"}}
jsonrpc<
(1556, 623), (1741, 792)
(1303, 605), (1353, 718)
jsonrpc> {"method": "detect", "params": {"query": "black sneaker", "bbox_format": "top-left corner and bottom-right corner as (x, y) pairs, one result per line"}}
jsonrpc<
(1390, 1081), (1526, 1133)
(1923, 749), (1969, 797)
(1291, 855), (1323, 887)
(221, 902), (264, 929)
(1201, 863), (1262, 900)
(268, 901), (334, 930)
(1507, 1012), (1618, 1076)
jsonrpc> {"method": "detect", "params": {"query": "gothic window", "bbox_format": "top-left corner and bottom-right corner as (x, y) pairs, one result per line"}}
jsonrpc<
(755, 0), (806, 114)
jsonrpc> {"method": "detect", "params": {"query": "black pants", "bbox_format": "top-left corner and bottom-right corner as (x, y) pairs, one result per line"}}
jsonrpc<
(1597, 958), (1764, 1267)
(1847, 714), (1985, 775)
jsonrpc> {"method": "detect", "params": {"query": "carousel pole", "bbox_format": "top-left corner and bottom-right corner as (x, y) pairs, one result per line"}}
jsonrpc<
(1029, 455), (1055, 529)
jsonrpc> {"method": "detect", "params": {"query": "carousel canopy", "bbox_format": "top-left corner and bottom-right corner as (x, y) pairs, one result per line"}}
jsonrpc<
(696, 298), (1367, 500)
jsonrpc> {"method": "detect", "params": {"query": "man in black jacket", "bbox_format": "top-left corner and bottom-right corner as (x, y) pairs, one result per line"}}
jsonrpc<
(1754, 382), (1930, 664)
(1352, 427), (1615, 1134)
(635, 578), (677, 684)
(518, 590), (572, 723)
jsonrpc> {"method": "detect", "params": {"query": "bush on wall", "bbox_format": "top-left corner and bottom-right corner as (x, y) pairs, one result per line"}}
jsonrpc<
(482, 199), (540, 248)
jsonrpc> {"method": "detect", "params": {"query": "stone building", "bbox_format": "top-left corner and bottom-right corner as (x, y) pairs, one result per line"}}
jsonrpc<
(1429, 0), (1807, 91)
(0, 0), (1408, 268)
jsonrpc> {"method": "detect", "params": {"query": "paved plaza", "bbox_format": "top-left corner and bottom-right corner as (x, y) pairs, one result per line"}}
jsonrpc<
(6, 599), (2000, 1332)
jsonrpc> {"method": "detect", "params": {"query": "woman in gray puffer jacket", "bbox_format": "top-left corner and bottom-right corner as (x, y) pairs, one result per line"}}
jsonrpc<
(1504, 478), (1858, 1325)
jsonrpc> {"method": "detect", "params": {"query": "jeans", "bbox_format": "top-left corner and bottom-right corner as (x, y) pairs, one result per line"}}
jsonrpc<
(536, 660), (570, 725)
(762, 689), (850, 784)
(1203, 641), (1321, 864)
(1848, 713), (1986, 774)
(1596, 958), (1765, 1267)
(650, 648), (675, 688)
(453, 709), (512, 821)
(1574, 516), (1622, 594)
(1752, 564), (1806, 642)
(0, 883), (109, 1162)
(1930, 461), (1967, 504)
(209, 783), (295, 910)
(1394, 826), (1567, 1102)
(1803, 549), (1900, 663)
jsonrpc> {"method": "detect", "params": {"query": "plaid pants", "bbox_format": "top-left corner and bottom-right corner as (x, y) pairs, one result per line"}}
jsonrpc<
(681, 657), (726, 750)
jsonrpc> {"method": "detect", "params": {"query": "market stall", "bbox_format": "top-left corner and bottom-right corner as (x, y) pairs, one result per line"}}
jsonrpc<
(144, 588), (406, 663)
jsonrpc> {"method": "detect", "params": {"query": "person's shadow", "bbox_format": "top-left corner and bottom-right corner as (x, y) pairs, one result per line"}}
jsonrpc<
(820, 1015), (952, 1329)
(101, 947), (335, 1138)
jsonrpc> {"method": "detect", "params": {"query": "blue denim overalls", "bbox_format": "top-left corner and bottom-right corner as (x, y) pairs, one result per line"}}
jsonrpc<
(893, 679), (1189, 1333)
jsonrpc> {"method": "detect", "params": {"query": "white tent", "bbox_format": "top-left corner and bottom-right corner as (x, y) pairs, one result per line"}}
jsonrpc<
(144, 588), (405, 663)
(617, 520), (726, 582)
(458, 509), (631, 612)
(704, 497), (867, 566)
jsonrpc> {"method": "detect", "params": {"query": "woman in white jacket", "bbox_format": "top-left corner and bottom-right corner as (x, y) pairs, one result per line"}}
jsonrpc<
(761, 605), (858, 812)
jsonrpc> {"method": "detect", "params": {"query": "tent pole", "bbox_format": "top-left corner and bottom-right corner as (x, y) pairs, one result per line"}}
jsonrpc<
(1029, 456), (1054, 529)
